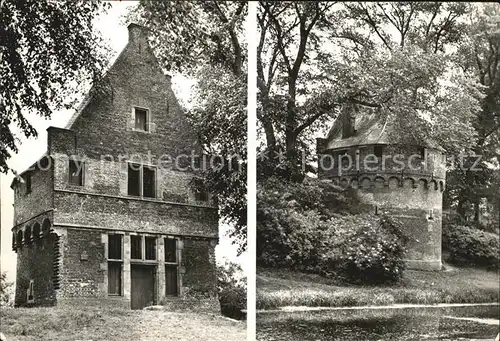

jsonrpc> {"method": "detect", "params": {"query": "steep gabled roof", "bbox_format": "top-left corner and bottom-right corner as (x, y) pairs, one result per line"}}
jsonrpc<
(65, 23), (169, 130)
(325, 105), (443, 151)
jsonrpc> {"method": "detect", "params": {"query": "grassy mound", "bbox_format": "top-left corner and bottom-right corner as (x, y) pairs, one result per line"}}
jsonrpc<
(257, 265), (499, 310)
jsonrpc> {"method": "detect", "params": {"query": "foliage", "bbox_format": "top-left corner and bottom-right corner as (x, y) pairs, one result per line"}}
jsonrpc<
(257, 176), (368, 269)
(257, 1), (482, 179)
(135, 1), (248, 252)
(0, 272), (13, 307)
(0, 0), (110, 174)
(444, 4), (500, 221)
(132, 1), (246, 76)
(257, 177), (407, 283)
(320, 215), (408, 284)
(217, 259), (246, 320)
(442, 221), (499, 270)
(188, 66), (247, 253)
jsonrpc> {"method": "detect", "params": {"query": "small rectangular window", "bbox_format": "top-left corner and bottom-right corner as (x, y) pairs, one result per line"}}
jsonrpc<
(108, 235), (122, 260)
(128, 163), (141, 196)
(165, 238), (177, 263)
(25, 173), (32, 194)
(69, 159), (84, 186)
(143, 166), (156, 198)
(195, 190), (208, 202)
(420, 147), (426, 160)
(374, 146), (383, 158)
(27, 279), (35, 302)
(193, 179), (208, 202)
(145, 236), (156, 260)
(134, 108), (148, 131)
(165, 265), (178, 297)
(131, 235), (142, 259)
(108, 262), (122, 295)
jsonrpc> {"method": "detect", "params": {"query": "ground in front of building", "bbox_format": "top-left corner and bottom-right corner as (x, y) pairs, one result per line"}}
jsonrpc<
(0, 306), (246, 341)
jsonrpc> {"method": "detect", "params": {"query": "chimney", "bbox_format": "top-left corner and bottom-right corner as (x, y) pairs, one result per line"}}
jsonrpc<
(127, 23), (148, 45)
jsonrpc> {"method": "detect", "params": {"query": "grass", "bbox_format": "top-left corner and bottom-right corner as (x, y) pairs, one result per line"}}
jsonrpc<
(0, 306), (246, 341)
(257, 264), (500, 310)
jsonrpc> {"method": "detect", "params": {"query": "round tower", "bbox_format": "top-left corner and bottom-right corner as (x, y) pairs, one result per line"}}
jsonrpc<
(317, 106), (446, 271)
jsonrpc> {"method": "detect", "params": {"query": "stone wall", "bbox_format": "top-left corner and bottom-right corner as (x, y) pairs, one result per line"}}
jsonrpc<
(53, 228), (217, 309)
(318, 144), (446, 271)
(68, 25), (199, 161)
(14, 233), (57, 307)
(355, 178), (443, 270)
(53, 191), (217, 237)
(58, 228), (105, 299)
(50, 152), (211, 206)
(318, 144), (446, 181)
(12, 158), (53, 225)
(181, 238), (218, 299)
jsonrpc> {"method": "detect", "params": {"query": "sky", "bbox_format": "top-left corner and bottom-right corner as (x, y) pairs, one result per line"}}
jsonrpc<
(0, 2), (245, 285)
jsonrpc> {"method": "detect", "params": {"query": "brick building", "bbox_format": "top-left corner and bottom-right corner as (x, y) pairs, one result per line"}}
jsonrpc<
(11, 24), (219, 310)
(317, 105), (447, 271)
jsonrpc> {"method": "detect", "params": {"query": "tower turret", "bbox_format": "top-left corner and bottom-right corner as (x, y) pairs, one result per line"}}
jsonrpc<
(317, 105), (446, 271)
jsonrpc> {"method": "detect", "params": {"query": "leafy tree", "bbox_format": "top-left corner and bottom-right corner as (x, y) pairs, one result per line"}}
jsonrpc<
(444, 4), (500, 224)
(134, 1), (248, 252)
(0, 272), (13, 306)
(257, 2), (481, 179)
(0, 0), (110, 174)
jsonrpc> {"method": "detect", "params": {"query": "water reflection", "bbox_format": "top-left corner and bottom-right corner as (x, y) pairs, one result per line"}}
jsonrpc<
(257, 305), (499, 341)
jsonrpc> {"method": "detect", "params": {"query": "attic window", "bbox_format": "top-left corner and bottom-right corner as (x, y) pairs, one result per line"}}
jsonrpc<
(134, 107), (149, 131)
(342, 114), (356, 138)
(374, 145), (383, 158)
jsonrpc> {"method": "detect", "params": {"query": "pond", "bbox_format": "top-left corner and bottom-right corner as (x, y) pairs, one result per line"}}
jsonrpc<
(257, 305), (499, 341)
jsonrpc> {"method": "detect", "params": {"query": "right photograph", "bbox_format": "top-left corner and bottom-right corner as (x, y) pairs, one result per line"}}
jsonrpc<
(256, 2), (500, 341)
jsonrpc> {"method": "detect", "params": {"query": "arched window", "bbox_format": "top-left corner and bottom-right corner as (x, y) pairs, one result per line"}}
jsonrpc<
(16, 230), (23, 248)
(42, 219), (51, 237)
(33, 223), (41, 242)
(25, 225), (32, 245)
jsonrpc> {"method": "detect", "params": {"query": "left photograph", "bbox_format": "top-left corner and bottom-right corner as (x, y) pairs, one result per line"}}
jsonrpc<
(0, 1), (247, 340)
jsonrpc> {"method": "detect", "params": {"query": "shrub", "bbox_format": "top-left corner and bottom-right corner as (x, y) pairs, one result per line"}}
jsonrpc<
(219, 286), (246, 320)
(443, 222), (499, 269)
(257, 176), (409, 284)
(217, 260), (246, 320)
(320, 215), (408, 284)
(257, 176), (371, 270)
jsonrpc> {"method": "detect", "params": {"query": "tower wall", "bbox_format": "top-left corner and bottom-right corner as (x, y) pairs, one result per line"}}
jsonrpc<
(318, 144), (446, 271)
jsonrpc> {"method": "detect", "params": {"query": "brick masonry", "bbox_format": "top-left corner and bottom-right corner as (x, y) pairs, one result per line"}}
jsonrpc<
(12, 24), (219, 310)
(318, 141), (446, 271)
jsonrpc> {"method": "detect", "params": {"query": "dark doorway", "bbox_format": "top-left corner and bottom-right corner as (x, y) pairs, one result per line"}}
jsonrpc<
(131, 264), (156, 310)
